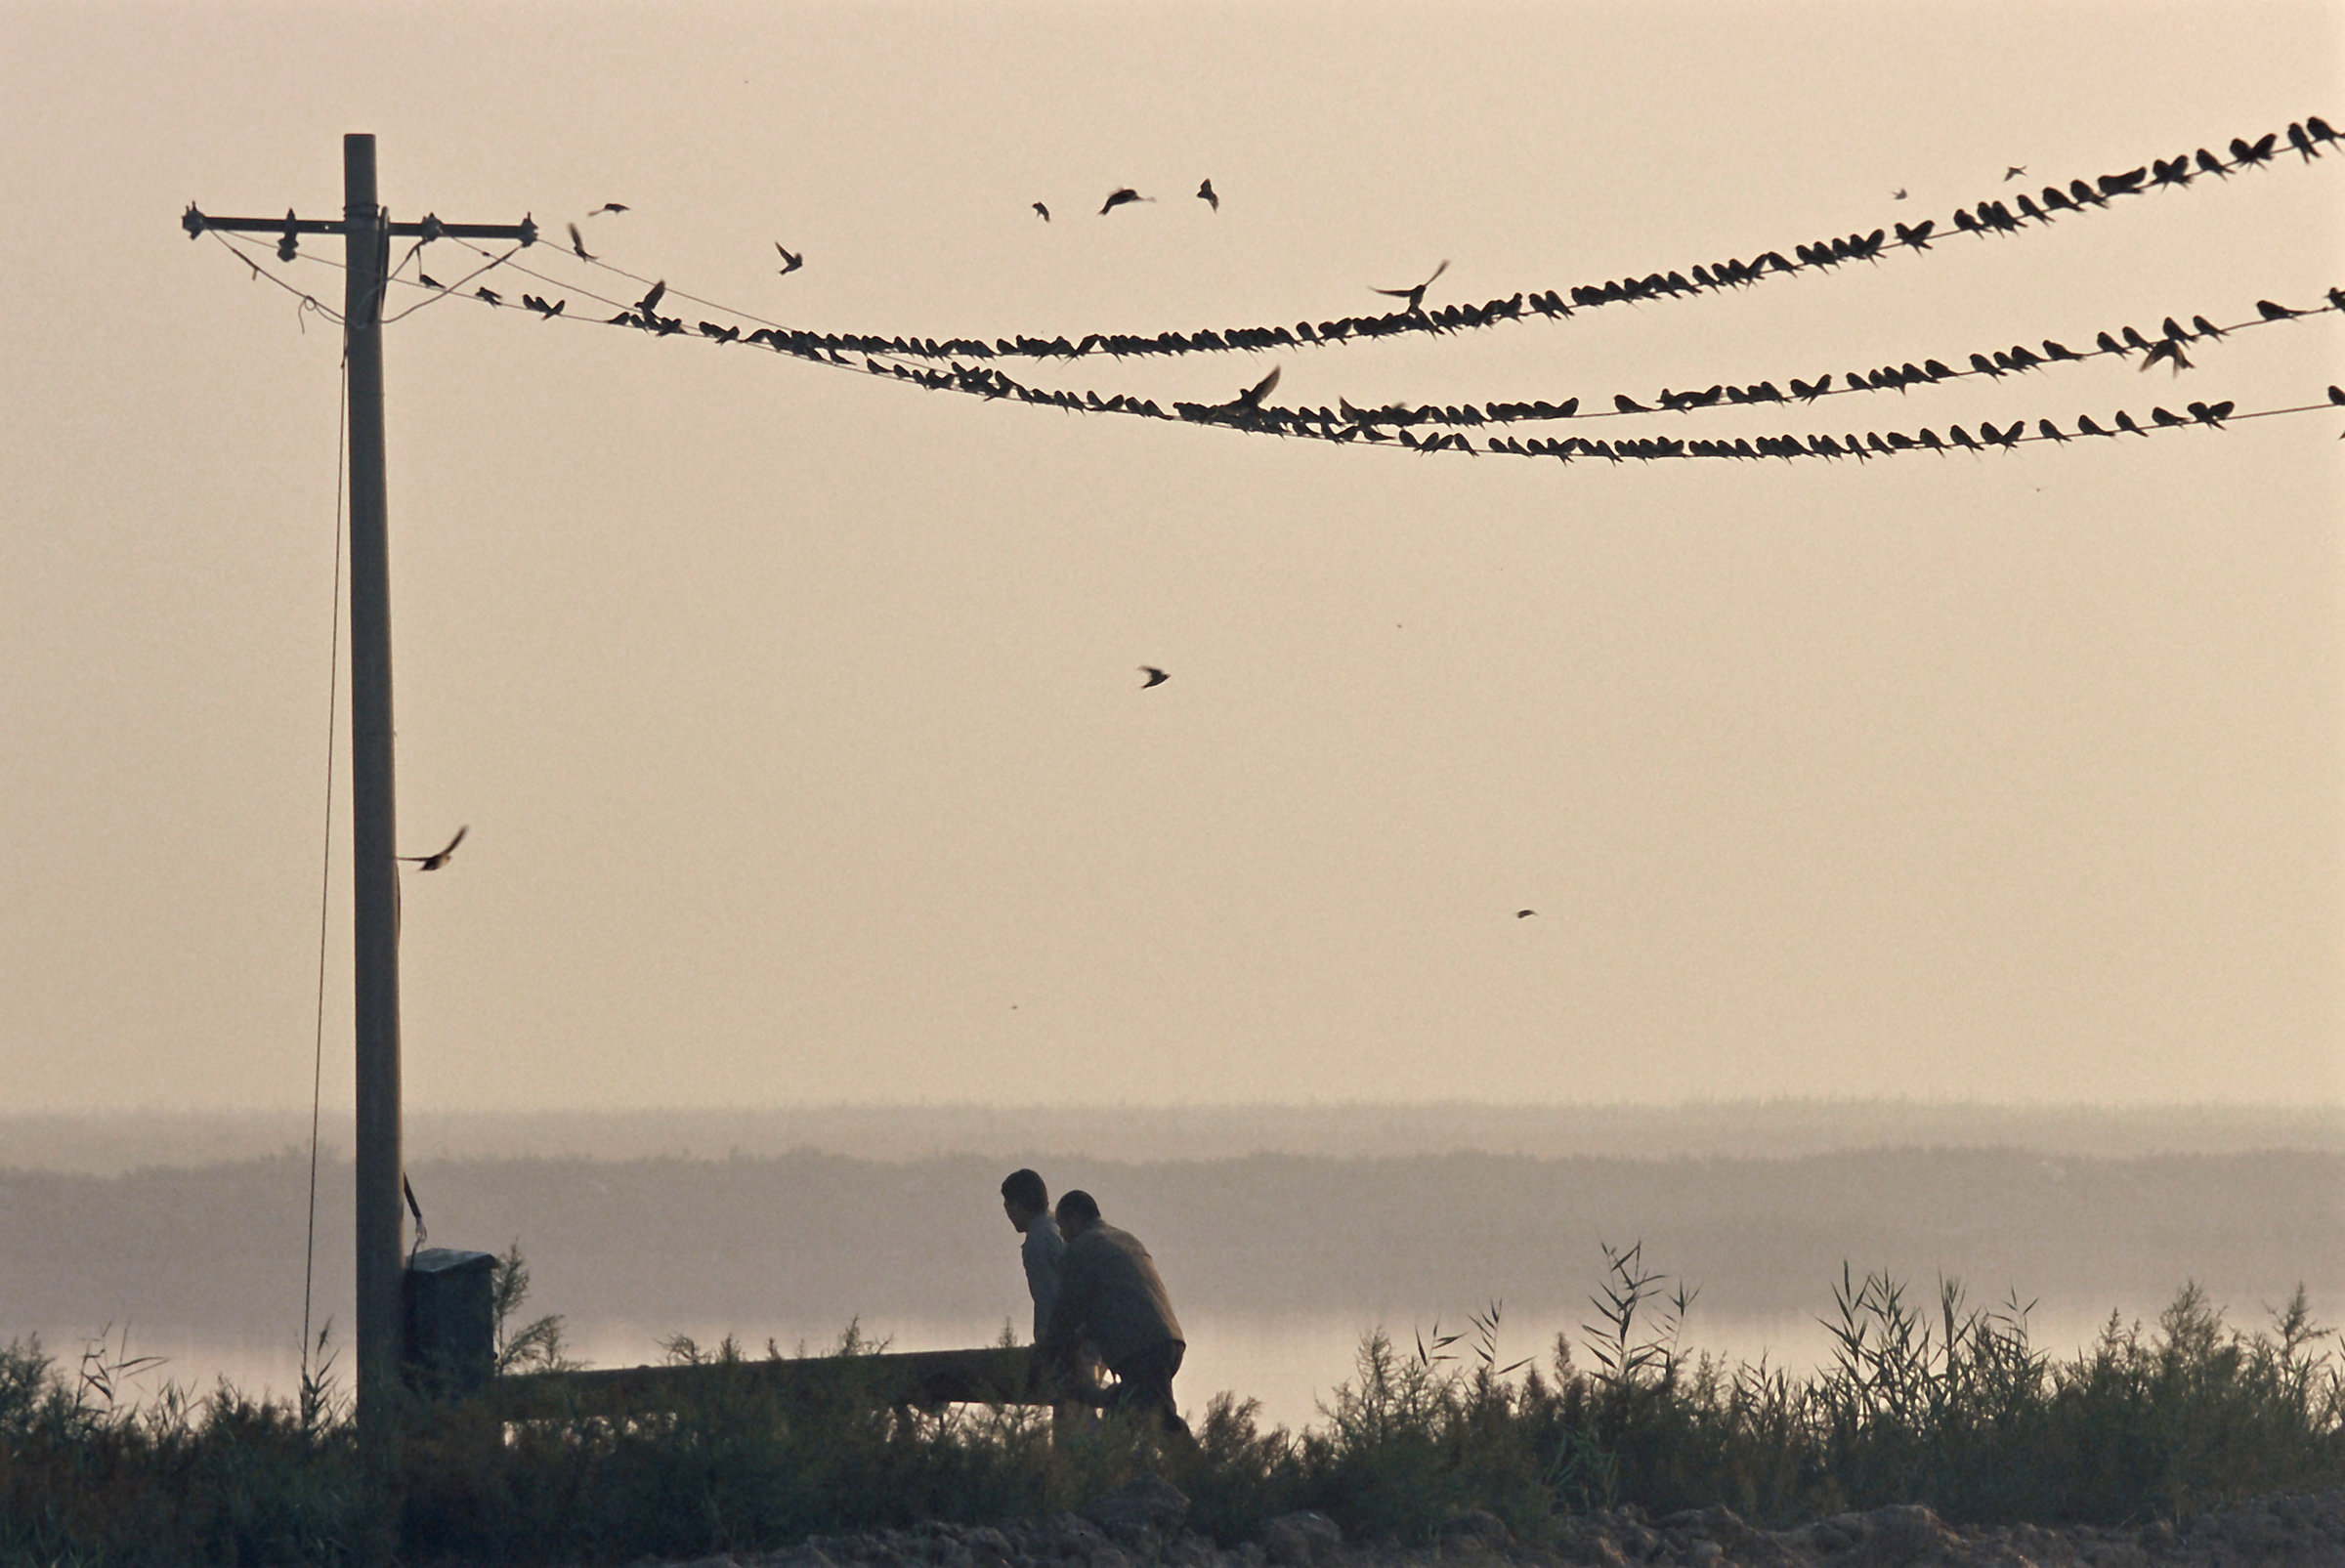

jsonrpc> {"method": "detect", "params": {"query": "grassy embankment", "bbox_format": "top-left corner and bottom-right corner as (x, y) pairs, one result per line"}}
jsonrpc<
(3, 1245), (2341, 1565)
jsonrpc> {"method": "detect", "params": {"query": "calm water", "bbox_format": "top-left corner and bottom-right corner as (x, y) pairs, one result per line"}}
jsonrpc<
(45, 1304), (2144, 1435)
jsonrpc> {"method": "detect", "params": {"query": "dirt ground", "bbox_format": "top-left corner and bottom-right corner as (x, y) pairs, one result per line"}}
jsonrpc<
(633, 1478), (2345, 1568)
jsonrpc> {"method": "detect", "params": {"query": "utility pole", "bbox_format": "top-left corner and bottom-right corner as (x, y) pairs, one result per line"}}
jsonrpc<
(184, 136), (534, 1435)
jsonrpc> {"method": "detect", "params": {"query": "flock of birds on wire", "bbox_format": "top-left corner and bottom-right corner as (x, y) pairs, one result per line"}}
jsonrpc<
(195, 115), (2343, 466)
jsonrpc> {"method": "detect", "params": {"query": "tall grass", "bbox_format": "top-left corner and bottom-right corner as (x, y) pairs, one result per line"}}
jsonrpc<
(4, 1248), (2342, 1564)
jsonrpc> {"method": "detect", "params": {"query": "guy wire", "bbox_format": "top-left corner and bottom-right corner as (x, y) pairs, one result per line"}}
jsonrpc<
(300, 347), (350, 1392)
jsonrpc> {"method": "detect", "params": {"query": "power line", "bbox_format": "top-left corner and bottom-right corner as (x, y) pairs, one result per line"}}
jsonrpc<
(542, 115), (2338, 364)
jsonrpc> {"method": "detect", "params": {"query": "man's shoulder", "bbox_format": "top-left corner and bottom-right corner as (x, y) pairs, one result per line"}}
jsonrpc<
(1072, 1222), (1145, 1259)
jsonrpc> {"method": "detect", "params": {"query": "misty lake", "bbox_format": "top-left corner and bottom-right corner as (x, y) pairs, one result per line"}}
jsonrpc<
(47, 1302), (2172, 1435)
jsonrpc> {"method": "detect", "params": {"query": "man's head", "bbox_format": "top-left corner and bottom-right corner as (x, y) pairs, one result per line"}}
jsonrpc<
(1001, 1168), (1048, 1233)
(1054, 1188), (1100, 1241)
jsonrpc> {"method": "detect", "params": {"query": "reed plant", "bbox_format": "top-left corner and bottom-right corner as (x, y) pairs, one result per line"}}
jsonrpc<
(3, 1247), (2342, 1564)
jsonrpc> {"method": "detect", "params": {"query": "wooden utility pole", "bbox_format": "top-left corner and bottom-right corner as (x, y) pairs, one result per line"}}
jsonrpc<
(185, 136), (534, 1434)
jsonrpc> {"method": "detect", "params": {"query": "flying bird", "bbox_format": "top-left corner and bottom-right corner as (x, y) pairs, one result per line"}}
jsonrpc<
(1099, 188), (1149, 215)
(637, 279), (666, 314)
(1515, 910), (1537, 919)
(1232, 365), (1280, 408)
(775, 242), (804, 275)
(2004, 165), (2027, 181)
(475, 287), (502, 306)
(1372, 259), (1449, 313)
(593, 202), (629, 215)
(399, 826), (468, 872)
(1196, 178), (1218, 211)
(1892, 188), (1907, 200)
(1033, 201), (1050, 222)
(567, 223), (594, 261)
(1139, 666), (1170, 688)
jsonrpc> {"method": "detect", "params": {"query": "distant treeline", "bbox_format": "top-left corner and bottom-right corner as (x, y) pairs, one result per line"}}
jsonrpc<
(2, 1098), (2339, 1175)
(2, 1146), (2336, 1357)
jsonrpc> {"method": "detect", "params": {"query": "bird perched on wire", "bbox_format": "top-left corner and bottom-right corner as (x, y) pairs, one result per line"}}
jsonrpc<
(1372, 259), (1449, 313)
(475, 287), (502, 306)
(1099, 188), (1150, 215)
(1033, 201), (1050, 222)
(1139, 666), (1170, 688)
(399, 826), (468, 872)
(1197, 178), (1218, 211)
(775, 242), (804, 275)
(567, 223), (594, 261)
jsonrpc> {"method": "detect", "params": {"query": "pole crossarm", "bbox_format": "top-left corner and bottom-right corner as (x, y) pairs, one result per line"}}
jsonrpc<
(183, 203), (537, 244)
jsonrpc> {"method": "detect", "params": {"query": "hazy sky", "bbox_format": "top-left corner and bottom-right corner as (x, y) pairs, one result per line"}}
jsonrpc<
(3, 2), (2341, 1114)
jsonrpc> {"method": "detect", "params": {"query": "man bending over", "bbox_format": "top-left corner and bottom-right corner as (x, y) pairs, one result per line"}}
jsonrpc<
(1040, 1189), (1189, 1438)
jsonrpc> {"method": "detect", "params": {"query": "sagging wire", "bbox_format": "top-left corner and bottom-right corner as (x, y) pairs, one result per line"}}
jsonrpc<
(535, 116), (2340, 366)
(448, 238), (2344, 444)
(209, 230), (345, 326)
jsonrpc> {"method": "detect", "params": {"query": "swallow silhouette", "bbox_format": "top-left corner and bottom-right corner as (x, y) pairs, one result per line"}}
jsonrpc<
(637, 280), (666, 315)
(1373, 260), (1449, 312)
(2140, 340), (2192, 373)
(1892, 188), (1907, 200)
(475, 287), (502, 306)
(2005, 165), (2026, 180)
(1232, 366), (1280, 408)
(2257, 300), (2302, 320)
(398, 826), (467, 871)
(775, 243), (804, 275)
(593, 203), (629, 215)
(1099, 188), (1150, 215)
(419, 273), (442, 289)
(1139, 667), (1170, 688)
(1516, 910), (1537, 918)
(1197, 178), (1218, 211)
(1033, 202), (1050, 222)
(568, 223), (594, 261)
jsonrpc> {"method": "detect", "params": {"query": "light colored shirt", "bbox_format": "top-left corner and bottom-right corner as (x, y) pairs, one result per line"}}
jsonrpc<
(1020, 1209), (1065, 1341)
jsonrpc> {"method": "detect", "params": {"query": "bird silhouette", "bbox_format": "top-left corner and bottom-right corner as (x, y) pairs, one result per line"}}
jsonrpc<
(592, 202), (628, 216)
(2114, 410), (2148, 436)
(1892, 188), (1907, 200)
(775, 242), (804, 275)
(1516, 910), (1537, 919)
(1033, 202), (1050, 222)
(398, 826), (467, 872)
(2075, 414), (2112, 437)
(475, 287), (502, 306)
(1139, 667), (1170, 688)
(1372, 260), (1449, 313)
(2005, 165), (2026, 181)
(418, 273), (442, 289)
(567, 223), (594, 261)
(1099, 188), (1150, 215)
(1231, 366), (1280, 409)
(2256, 299), (2302, 319)
(1197, 178), (1218, 211)
(2140, 340), (2192, 373)
(636, 280), (666, 314)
